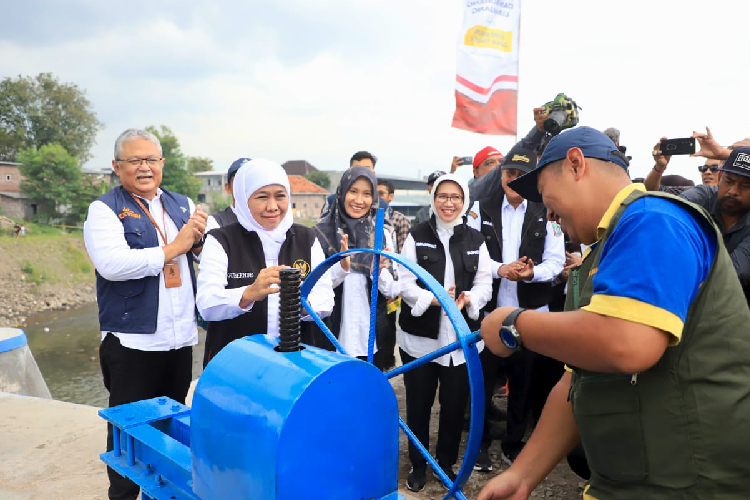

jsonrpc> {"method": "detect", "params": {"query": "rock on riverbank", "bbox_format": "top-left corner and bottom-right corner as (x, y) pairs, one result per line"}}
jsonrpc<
(0, 234), (97, 328)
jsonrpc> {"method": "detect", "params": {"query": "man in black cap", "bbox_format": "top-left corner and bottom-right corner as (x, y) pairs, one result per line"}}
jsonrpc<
(467, 145), (565, 471)
(411, 170), (446, 227)
(476, 126), (750, 500)
(650, 131), (750, 307)
(205, 157), (250, 232)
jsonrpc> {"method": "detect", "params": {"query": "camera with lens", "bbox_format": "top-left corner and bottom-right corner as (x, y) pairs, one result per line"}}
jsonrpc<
(543, 93), (581, 136)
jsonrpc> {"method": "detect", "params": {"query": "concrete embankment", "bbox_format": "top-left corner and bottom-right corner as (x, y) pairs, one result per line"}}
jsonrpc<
(0, 392), (107, 500)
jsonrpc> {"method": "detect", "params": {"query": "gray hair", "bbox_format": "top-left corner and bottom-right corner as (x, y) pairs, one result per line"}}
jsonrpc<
(114, 129), (162, 159)
(602, 127), (620, 146)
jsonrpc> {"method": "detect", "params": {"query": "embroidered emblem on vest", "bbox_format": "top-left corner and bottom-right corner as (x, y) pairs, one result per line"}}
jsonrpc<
(588, 267), (598, 278)
(118, 207), (142, 219)
(415, 242), (437, 249)
(292, 259), (311, 278)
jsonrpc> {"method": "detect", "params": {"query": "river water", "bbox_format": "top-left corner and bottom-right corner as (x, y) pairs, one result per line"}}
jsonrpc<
(24, 303), (205, 407)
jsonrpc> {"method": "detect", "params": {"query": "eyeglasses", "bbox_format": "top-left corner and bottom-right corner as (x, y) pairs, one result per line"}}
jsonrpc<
(117, 157), (163, 167)
(435, 194), (464, 203)
(698, 165), (720, 173)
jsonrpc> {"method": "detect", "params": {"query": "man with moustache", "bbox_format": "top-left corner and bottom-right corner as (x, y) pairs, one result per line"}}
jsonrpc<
(651, 132), (750, 307)
(84, 128), (207, 500)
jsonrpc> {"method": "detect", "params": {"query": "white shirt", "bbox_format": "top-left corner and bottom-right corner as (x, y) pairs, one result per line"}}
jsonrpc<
(195, 233), (335, 337)
(330, 230), (395, 357)
(388, 227), (492, 367)
(83, 189), (199, 351)
(205, 205), (236, 233)
(468, 199), (565, 312)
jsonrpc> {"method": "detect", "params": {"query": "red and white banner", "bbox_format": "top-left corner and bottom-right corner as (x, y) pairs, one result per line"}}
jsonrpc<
(452, 0), (521, 136)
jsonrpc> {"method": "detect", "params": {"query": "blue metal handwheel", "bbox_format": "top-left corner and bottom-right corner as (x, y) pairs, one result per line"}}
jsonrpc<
(300, 210), (484, 500)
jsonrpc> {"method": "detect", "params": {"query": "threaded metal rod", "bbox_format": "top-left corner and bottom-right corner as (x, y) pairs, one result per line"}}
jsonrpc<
(277, 267), (302, 352)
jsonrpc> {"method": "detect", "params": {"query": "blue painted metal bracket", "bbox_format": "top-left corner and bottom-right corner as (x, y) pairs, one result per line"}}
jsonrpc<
(100, 398), (198, 500)
(299, 209), (485, 500)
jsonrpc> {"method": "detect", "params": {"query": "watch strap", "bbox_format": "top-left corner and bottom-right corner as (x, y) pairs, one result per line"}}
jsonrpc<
(502, 307), (526, 328)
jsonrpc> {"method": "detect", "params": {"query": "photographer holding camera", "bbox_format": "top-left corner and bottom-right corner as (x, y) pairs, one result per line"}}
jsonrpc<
(468, 97), (580, 203)
(648, 128), (750, 309)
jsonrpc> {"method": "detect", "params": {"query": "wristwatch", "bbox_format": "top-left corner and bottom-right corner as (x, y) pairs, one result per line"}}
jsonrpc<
(499, 307), (526, 351)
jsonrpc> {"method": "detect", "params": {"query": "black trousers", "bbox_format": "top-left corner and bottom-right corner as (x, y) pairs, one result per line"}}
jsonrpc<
(400, 348), (470, 468)
(480, 348), (535, 451)
(100, 333), (193, 500)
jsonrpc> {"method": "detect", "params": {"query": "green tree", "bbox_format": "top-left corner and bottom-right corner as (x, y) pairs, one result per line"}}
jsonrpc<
(0, 72), (103, 162)
(306, 171), (330, 189)
(17, 143), (82, 222)
(186, 156), (214, 173)
(146, 125), (201, 200)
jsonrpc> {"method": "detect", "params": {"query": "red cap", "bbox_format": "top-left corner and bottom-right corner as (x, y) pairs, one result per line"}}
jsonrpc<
(473, 146), (503, 169)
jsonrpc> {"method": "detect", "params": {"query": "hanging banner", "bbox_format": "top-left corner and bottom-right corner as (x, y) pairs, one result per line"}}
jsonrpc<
(452, 0), (521, 135)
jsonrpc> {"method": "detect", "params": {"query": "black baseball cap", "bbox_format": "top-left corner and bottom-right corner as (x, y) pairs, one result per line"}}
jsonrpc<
(501, 145), (537, 173)
(227, 157), (252, 182)
(720, 147), (750, 179)
(427, 170), (447, 185)
(509, 126), (629, 203)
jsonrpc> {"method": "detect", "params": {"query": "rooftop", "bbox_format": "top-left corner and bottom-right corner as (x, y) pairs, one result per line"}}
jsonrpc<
(288, 175), (329, 194)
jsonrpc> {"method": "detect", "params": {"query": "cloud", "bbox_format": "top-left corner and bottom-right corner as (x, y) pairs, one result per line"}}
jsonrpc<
(1, 0), (748, 186)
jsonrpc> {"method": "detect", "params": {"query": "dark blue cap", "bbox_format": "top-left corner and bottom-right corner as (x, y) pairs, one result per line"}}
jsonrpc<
(227, 157), (252, 181)
(720, 146), (750, 179)
(508, 126), (628, 203)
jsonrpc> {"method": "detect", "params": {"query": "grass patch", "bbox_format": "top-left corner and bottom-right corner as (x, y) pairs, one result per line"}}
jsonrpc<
(20, 260), (44, 285)
(0, 231), (95, 286)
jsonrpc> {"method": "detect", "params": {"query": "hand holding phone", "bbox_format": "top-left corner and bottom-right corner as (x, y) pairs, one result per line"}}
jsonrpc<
(659, 138), (695, 156)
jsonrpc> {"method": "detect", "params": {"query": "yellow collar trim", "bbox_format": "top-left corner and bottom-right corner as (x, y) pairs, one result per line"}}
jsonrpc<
(596, 183), (645, 240)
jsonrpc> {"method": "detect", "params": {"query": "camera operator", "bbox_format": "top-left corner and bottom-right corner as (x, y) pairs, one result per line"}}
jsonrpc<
(650, 127), (750, 308)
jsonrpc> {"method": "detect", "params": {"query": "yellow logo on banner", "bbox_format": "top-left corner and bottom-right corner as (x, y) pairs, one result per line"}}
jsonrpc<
(464, 26), (512, 52)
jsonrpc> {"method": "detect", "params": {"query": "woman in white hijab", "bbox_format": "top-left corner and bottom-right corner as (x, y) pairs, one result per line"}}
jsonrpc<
(196, 159), (334, 366)
(393, 173), (493, 492)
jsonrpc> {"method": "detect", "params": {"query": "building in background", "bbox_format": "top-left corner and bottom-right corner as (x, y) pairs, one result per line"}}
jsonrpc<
(288, 175), (328, 219)
(282, 160), (318, 176)
(0, 161), (36, 220)
(194, 170), (227, 212)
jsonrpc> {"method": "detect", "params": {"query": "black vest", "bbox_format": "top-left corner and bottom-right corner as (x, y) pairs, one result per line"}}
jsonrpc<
(478, 194), (552, 311)
(210, 206), (238, 228)
(203, 222), (315, 366)
(399, 217), (485, 338)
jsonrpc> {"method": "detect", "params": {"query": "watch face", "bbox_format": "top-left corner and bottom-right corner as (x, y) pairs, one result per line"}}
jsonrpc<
(500, 326), (518, 350)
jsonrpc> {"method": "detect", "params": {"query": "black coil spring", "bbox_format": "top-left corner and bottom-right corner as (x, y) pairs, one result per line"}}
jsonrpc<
(277, 267), (302, 352)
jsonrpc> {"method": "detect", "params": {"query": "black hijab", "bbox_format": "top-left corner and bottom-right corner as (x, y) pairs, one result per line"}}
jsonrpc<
(314, 167), (385, 275)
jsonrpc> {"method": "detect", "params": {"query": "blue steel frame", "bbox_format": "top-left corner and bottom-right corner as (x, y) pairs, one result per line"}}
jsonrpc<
(300, 209), (484, 500)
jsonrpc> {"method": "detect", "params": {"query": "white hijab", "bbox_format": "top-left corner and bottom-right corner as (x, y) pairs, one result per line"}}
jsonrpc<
(429, 173), (471, 232)
(233, 159), (293, 261)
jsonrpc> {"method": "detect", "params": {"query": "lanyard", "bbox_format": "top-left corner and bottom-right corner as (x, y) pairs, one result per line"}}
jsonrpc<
(131, 194), (170, 246)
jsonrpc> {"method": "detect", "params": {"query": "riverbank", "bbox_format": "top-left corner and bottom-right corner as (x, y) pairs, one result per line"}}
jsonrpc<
(0, 224), (96, 328)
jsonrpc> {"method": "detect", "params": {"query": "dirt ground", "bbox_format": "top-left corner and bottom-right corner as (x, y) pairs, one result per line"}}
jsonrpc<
(387, 365), (585, 500)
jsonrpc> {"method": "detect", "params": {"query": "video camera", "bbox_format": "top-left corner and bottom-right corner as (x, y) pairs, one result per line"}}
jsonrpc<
(543, 93), (581, 136)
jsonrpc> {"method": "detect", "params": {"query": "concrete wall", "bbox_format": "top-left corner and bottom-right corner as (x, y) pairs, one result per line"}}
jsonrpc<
(291, 193), (327, 219)
(0, 195), (26, 219)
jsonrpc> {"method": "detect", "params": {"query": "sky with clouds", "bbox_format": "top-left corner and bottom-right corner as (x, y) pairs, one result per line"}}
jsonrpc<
(1, 0), (748, 185)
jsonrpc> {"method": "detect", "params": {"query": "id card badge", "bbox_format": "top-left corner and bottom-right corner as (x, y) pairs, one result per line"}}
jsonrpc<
(164, 260), (182, 288)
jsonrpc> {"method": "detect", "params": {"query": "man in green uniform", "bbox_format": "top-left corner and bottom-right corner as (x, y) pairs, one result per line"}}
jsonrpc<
(477, 126), (750, 500)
